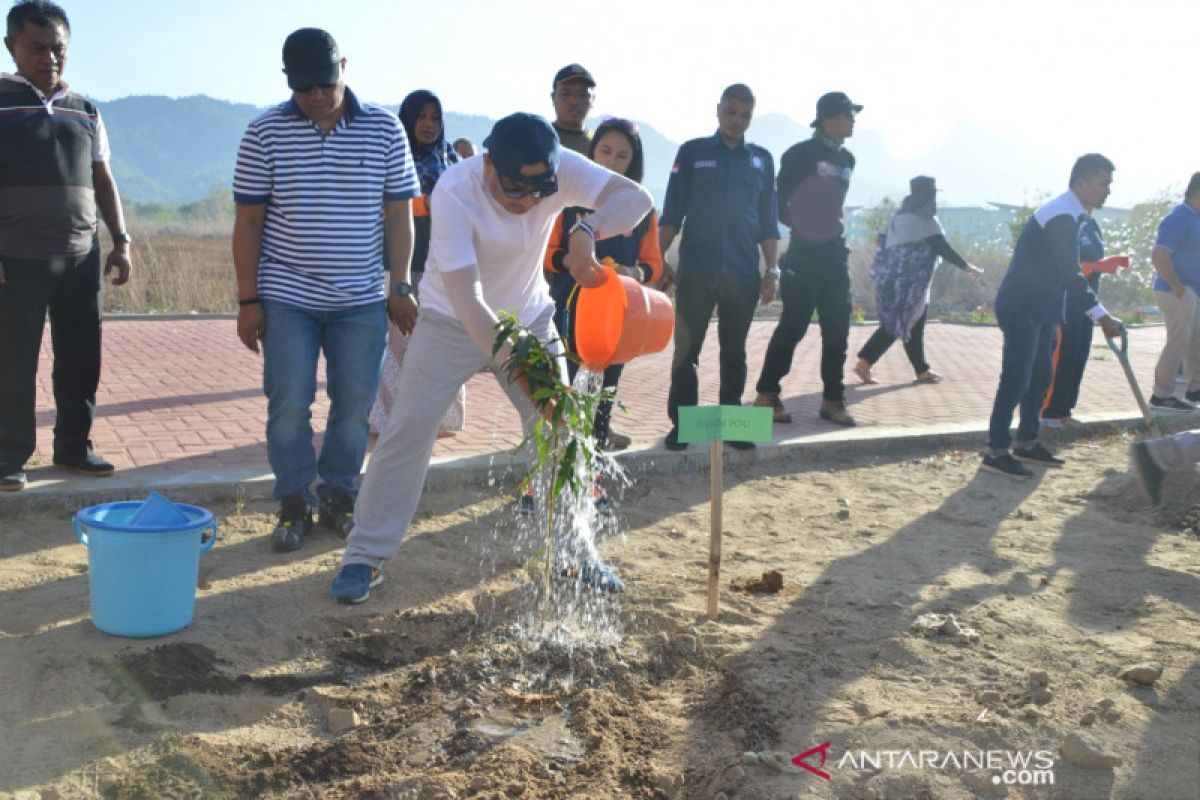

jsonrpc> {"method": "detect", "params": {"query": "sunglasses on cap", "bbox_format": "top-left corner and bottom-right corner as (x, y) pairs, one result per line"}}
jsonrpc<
(497, 172), (558, 199)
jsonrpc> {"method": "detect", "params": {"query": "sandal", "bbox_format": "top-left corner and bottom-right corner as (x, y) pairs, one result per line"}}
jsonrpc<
(854, 360), (877, 385)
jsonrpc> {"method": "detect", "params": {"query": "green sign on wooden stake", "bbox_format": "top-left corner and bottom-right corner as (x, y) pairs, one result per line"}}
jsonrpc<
(677, 405), (773, 444)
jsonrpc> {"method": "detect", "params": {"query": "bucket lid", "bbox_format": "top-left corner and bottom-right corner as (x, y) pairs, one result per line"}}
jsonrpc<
(129, 492), (191, 526)
(77, 499), (213, 532)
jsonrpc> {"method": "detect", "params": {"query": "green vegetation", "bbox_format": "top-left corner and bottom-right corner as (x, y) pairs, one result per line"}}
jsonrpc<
(491, 312), (617, 597)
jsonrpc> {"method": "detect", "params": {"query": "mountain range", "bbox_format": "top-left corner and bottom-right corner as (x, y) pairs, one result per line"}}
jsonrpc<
(100, 95), (1068, 209)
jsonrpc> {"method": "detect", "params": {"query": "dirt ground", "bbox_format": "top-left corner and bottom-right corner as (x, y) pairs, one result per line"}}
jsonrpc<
(1, 431), (1198, 800)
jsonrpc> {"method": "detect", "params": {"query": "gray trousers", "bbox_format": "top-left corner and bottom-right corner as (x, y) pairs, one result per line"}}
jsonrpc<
(343, 307), (561, 567)
(1145, 429), (1200, 472)
(1152, 287), (1200, 398)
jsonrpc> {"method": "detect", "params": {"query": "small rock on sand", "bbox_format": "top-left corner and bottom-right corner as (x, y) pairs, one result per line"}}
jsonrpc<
(1029, 687), (1053, 704)
(327, 707), (361, 734)
(731, 570), (783, 594)
(1061, 733), (1122, 769)
(911, 613), (981, 644)
(1027, 669), (1050, 687)
(1119, 662), (1163, 686)
(976, 690), (1001, 705)
(1080, 710), (1097, 726)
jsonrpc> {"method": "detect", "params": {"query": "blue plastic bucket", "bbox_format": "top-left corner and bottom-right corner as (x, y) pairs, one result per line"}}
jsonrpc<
(73, 500), (217, 637)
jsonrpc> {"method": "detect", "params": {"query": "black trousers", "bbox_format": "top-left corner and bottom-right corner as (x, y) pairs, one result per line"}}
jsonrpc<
(756, 240), (851, 401)
(565, 359), (624, 448)
(1042, 310), (1094, 419)
(667, 268), (760, 422)
(0, 243), (102, 471)
(857, 308), (930, 375)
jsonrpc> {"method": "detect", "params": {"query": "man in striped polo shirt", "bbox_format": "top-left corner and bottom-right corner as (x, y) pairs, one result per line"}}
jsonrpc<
(1, 0), (133, 492)
(233, 28), (419, 552)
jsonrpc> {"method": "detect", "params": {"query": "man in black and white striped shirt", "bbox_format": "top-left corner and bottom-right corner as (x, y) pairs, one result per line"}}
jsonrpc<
(232, 28), (419, 553)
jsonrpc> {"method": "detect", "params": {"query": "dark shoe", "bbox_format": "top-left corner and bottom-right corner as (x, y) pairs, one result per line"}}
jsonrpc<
(818, 402), (856, 427)
(317, 492), (355, 538)
(727, 440), (756, 451)
(515, 483), (535, 516)
(330, 563), (384, 604)
(1013, 442), (1066, 468)
(271, 496), (312, 552)
(981, 452), (1034, 479)
(1149, 395), (1197, 413)
(53, 452), (114, 477)
(1131, 441), (1165, 505)
(0, 470), (27, 492)
(754, 391), (792, 423)
(593, 493), (616, 515)
(1186, 388), (1200, 403)
(604, 430), (632, 450)
(664, 426), (688, 451)
(591, 482), (615, 515)
(561, 559), (625, 593)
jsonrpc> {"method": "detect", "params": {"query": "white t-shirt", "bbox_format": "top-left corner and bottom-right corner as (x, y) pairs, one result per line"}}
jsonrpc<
(420, 148), (611, 325)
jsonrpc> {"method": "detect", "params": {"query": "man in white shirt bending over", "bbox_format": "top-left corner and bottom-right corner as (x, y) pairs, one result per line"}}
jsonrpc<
(331, 112), (652, 604)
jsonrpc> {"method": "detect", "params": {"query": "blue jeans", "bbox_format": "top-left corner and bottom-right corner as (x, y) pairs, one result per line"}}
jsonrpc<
(987, 313), (1056, 454)
(261, 298), (387, 505)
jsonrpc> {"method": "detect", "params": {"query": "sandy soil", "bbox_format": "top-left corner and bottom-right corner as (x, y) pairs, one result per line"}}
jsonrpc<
(1, 431), (1198, 800)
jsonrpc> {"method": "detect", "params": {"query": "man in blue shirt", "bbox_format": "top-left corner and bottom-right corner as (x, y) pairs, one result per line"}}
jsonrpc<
(232, 28), (419, 552)
(660, 83), (780, 451)
(983, 154), (1122, 479)
(1149, 172), (1200, 411)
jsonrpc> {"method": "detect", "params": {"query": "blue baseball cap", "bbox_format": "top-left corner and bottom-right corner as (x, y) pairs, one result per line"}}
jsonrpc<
(484, 113), (560, 193)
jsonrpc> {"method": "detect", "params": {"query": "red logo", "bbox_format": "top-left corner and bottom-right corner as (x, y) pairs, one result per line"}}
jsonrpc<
(792, 741), (832, 780)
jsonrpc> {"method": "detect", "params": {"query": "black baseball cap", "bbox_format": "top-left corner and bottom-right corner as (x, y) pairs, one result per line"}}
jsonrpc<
(811, 91), (863, 127)
(282, 28), (342, 90)
(553, 63), (595, 89)
(484, 113), (560, 193)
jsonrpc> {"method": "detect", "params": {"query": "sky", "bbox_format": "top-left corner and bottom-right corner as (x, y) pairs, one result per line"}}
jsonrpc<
(52, 0), (1197, 207)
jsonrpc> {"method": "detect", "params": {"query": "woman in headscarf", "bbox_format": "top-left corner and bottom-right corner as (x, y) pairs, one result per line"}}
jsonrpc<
(854, 176), (981, 385)
(370, 89), (464, 436)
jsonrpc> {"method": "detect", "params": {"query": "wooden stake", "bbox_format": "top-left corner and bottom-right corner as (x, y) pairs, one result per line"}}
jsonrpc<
(706, 439), (723, 618)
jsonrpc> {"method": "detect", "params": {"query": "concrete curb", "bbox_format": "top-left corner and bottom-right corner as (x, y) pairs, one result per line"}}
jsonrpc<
(2, 411), (1171, 517)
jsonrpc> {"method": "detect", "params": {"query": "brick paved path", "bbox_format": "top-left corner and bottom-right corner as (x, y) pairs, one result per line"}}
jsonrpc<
(21, 317), (1168, 489)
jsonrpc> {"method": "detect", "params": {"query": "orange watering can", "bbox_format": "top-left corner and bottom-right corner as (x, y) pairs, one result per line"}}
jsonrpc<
(572, 262), (674, 369)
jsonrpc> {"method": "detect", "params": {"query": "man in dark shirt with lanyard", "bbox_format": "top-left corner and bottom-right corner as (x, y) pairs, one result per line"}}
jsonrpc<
(754, 92), (861, 427)
(660, 83), (780, 451)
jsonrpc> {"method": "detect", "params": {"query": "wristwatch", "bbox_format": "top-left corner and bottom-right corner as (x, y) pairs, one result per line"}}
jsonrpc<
(766, 267), (782, 277)
(113, 232), (133, 245)
(391, 281), (414, 297)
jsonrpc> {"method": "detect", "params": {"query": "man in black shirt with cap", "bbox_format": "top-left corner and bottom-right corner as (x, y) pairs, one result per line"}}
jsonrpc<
(550, 63), (594, 155)
(754, 91), (862, 427)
